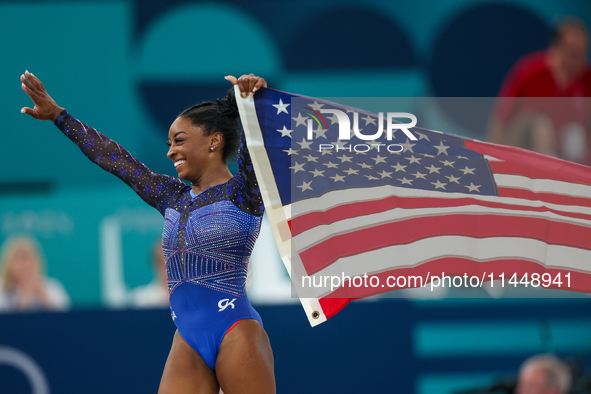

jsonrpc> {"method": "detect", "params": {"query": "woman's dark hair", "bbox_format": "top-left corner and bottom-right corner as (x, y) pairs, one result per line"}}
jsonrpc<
(178, 88), (240, 163)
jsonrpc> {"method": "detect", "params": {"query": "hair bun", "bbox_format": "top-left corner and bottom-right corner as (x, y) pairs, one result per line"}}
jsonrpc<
(216, 88), (239, 119)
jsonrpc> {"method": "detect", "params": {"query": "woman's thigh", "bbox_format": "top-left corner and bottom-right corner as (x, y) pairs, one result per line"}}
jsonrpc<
(158, 330), (220, 394)
(215, 319), (275, 394)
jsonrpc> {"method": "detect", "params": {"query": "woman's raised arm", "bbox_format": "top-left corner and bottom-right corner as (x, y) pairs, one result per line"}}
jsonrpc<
(19, 71), (186, 215)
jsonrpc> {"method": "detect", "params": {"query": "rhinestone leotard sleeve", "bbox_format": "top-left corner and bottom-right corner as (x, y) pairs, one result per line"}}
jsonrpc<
(227, 128), (265, 216)
(54, 110), (187, 215)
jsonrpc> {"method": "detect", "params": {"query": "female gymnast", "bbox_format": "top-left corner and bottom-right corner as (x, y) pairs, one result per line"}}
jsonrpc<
(20, 70), (275, 394)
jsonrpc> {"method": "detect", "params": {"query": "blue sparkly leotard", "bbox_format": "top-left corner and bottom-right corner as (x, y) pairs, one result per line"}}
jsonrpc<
(54, 110), (264, 370)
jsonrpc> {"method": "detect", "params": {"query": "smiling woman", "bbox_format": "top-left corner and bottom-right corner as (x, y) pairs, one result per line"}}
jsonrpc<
(19, 70), (274, 394)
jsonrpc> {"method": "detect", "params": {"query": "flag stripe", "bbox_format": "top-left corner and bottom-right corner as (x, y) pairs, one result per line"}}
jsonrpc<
(489, 160), (591, 184)
(497, 187), (591, 207)
(299, 214), (591, 275)
(322, 258), (591, 299)
(294, 202), (591, 253)
(493, 174), (591, 198)
(465, 140), (591, 185)
(307, 236), (591, 283)
(290, 183), (591, 221)
(291, 194), (591, 236)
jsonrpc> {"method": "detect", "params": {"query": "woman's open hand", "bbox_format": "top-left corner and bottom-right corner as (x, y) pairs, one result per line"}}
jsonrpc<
(225, 74), (267, 98)
(20, 71), (64, 121)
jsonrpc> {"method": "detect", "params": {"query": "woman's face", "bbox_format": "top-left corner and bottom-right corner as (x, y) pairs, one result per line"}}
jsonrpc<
(166, 117), (214, 182)
(9, 247), (40, 283)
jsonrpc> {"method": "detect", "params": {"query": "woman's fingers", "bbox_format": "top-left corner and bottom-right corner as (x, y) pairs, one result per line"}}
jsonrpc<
(224, 75), (249, 98)
(25, 71), (45, 90)
(19, 71), (62, 121)
(252, 77), (267, 93)
(225, 74), (266, 97)
(25, 71), (44, 91)
(21, 80), (42, 100)
(224, 75), (238, 85)
(237, 75), (250, 98)
(20, 107), (42, 120)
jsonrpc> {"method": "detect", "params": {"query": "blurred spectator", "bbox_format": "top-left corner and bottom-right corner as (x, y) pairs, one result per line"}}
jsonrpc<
(516, 354), (571, 394)
(488, 17), (591, 165)
(0, 235), (70, 312)
(127, 240), (169, 308)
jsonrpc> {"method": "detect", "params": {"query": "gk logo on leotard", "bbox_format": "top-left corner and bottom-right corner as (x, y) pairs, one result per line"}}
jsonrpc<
(218, 298), (236, 312)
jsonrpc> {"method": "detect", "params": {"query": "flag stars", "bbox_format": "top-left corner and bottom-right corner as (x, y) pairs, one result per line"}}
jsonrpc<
(304, 154), (319, 162)
(412, 171), (427, 180)
(425, 164), (442, 173)
(292, 113), (308, 127)
(357, 162), (373, 169)
(434, 141), (451, 155)
(277, 126), (292, 138)
(445, 174), (461, 184)
(337, 154), (353, 163)
(372, 155), (387, 164)
(459, 166), (476, 175)
(398, 177), (413, 185)
(343, 168), (359, 175)
(331, 140), (348, 150)
(323, 161), (339, 169)
(309, 169), (325, 177)
(465, 183), (481, 192)
(283, 148), (299, 155)
(457, 155), (469, 160)
(391, 162), (407, 172)
(399, 139), (416, 153)
(309, 101), (324, 111)
(378, 170), (393, 178)
(362, 115), (376, 125)
(314, 127), (328, 139)
(364, 175), (379, 180)
(327, 114), (340, 125)
(289, 161), (306, 174)
(273, 99), (290, 114)
(416, 131), (430, 141)
(406, 155), (422, 164)
(330, 174), (346, 182)
(439, 159), (456, 167)
(431, 180), (447, 189)
(296, 138), (313, 150)
(297, 181), (313, 191)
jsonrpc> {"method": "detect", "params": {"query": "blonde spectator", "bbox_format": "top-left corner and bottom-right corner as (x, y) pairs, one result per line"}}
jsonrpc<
(0, 235), (70, 312)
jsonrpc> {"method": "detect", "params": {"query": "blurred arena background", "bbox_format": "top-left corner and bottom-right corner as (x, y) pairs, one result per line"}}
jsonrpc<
(1, 0), (590, 393)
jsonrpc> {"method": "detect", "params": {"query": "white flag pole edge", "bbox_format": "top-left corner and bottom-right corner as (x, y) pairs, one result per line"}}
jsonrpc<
(235, 86), (327, 327)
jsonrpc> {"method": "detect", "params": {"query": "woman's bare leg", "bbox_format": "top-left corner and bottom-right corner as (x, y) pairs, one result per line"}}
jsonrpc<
(215, 320), (275, 394)
(158, 330), (220, 394)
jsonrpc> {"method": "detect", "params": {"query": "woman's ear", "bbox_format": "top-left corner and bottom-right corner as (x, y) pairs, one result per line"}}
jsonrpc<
(211, 132), (224, 149)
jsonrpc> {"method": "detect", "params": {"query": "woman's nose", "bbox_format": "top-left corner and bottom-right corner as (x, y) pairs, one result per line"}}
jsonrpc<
(167, 146), (175, 159)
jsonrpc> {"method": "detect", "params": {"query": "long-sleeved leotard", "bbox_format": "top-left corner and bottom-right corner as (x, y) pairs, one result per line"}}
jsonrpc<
(54, 110), (264, 370)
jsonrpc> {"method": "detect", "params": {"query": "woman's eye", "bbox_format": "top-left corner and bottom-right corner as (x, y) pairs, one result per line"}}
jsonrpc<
(175, 139), (184, 144)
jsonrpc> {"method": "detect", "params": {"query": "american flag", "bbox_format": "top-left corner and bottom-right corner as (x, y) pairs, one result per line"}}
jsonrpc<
(235, 86), (591, 327)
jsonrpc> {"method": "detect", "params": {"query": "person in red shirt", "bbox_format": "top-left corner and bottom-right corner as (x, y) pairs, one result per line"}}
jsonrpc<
(488, 18), (591, 165)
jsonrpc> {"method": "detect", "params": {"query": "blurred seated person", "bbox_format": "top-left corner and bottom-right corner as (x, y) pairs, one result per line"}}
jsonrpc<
(488, 17), (591, 165)
(0, 235), (70, 312)
(127, 240), (169, 308)
(516, 354), (571, 394)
